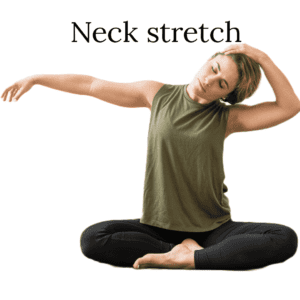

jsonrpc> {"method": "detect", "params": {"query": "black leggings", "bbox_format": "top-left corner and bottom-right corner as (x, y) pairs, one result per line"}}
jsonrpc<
(80, 218), (298, 270)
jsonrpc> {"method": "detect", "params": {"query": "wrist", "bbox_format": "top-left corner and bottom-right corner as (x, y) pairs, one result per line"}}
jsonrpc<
(257, 52), (269, 65)
(29, 74), (41, 85)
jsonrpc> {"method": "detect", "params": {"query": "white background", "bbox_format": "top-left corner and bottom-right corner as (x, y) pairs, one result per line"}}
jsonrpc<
(0, 1), (299, 299)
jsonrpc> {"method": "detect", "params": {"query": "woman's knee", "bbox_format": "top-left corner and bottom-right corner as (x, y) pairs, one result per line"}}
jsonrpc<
(271, 225), (298, 261)
(80, 221), (111, 259)
(282, 226), (298, 258)
(80, 219), (134, 259)
(80, 224), (97, 258)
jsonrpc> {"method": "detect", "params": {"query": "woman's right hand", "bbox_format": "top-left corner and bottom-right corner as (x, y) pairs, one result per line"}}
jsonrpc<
(1, 76), (35, 102)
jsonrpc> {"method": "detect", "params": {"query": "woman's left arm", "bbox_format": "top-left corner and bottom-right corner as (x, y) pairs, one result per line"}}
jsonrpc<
(224, 44), (300, 134)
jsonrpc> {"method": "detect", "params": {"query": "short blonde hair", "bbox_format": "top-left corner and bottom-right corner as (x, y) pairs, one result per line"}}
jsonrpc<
(211, 52), (261, 105)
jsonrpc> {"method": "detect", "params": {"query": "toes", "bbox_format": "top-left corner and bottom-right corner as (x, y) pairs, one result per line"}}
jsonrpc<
(133, 253), (165, 269)
(133, 254), (153, 269)
(133, 257), (141, 269)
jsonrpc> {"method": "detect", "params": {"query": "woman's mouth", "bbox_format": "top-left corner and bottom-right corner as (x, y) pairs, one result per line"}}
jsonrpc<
(198, 78), (206, 93)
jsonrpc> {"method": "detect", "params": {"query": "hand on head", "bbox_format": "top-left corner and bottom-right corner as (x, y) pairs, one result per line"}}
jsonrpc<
(222, 44), (266, 64)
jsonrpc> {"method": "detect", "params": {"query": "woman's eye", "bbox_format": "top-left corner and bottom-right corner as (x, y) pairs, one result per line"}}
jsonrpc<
(212, 66), (217, 74)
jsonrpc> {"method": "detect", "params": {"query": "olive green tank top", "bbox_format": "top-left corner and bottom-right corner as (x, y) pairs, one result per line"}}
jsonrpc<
(140, 84), (231, 232)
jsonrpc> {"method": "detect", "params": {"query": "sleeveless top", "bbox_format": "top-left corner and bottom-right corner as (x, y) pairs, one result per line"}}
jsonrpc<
(140, 84), (231, 232)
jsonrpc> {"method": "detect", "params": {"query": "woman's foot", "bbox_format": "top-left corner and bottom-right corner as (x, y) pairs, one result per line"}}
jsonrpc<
(132, 238), (203, 270)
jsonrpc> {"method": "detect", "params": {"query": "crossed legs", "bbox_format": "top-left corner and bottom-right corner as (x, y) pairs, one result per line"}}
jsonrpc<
(80, 218), (298, 270)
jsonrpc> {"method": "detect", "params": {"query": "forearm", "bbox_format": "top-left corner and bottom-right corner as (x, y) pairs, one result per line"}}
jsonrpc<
(32, 74), (96, 96)
(258, 55), (300, 113)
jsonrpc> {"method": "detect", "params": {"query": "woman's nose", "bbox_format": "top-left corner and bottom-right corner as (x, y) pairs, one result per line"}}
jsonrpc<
(205, 74), (219, 86)
(204, 76), (214, 86)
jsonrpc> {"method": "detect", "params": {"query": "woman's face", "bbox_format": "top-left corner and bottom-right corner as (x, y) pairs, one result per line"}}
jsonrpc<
(190, 54), (239, 104)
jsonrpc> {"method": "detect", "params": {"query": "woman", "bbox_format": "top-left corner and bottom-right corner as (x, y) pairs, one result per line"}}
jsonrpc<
(2, 44), (299, 271)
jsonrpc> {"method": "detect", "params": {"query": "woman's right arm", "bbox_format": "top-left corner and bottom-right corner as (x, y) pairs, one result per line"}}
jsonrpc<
(1, 74), (164, 109)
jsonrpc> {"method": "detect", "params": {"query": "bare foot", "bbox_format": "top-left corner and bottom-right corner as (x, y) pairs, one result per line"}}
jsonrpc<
(181, 238), (204, 252)
(133, 243), (195, 270)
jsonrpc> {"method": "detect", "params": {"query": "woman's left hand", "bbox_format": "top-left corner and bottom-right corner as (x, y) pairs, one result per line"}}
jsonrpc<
(223, 44), (267, 64)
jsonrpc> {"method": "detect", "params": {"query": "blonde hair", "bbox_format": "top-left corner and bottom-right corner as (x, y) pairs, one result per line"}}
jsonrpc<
(211, 52), (261, 105)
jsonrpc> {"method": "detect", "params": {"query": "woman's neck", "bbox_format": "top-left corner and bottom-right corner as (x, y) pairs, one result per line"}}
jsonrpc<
(186, 83), (212, 105)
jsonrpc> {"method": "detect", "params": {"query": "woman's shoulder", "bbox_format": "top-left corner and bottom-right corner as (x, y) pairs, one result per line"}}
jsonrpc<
(143, 81), (165, 108)
(146, 82), (184, 108)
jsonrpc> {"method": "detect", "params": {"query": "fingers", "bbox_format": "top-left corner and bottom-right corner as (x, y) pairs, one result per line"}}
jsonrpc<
(9, 88), (18, 102)
(1, 86), (13, 101)
(1, 88), (7, 99)
(13, 88), (24, 101)
(223, 43), (247, 55)
(223, 50), (236, 55)
(223, 46), (239, 55)
(2, 84), (16, 102)
(1, 84), (21, 102)
(223, 45), (237, 52)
